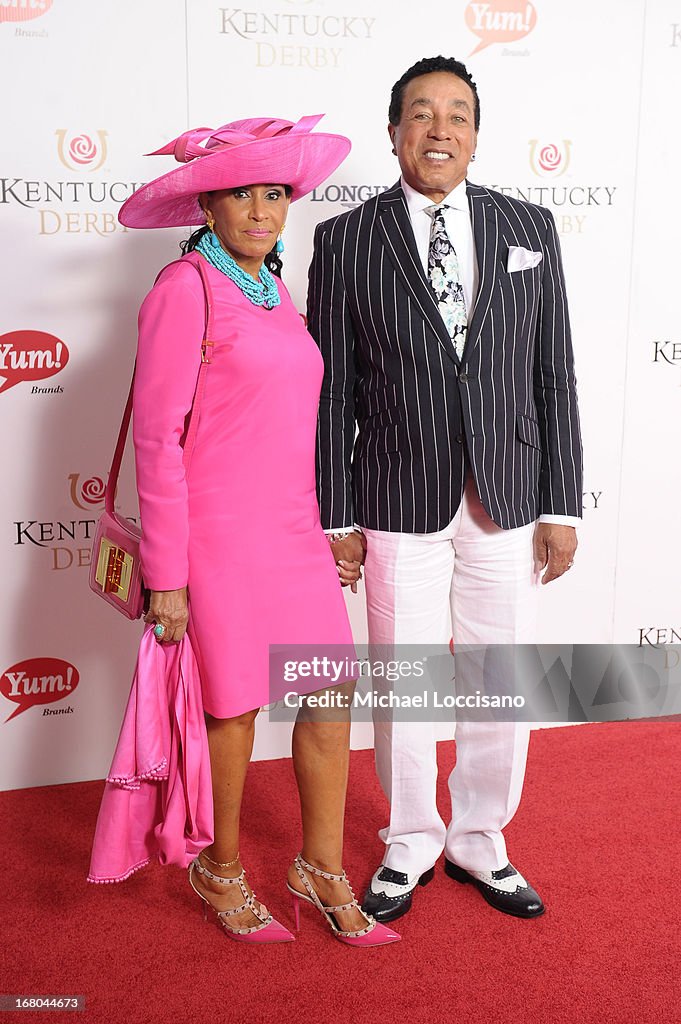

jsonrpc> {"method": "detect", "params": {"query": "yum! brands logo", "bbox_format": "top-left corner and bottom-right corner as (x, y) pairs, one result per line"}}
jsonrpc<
(0, 330), (68, 395)
(529, 141), (572, 178)
(465, 0), (537, 55)
(1, 657), (79, 722)
(56, 130), (108, 172)
(0, 0), (53, 25)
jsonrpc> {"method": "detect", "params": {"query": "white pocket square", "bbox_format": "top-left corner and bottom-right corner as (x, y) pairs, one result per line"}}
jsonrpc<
(507, 246), (543, 272)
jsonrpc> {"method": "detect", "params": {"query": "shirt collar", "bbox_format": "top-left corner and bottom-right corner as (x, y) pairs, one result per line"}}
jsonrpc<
(401, 176), (469, 217)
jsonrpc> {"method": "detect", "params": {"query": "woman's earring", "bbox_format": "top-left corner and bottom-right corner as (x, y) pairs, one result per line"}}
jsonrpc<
(206, 213), (220, 247)
(470, 153), (476, 162)
(275, 226), (285, 254)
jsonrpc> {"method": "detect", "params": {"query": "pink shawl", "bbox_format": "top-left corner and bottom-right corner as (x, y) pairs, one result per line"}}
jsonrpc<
(88, 627), (213, 883)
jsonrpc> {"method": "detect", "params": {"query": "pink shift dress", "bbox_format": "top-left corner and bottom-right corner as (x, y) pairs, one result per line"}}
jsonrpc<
(132, 250), (354, 717)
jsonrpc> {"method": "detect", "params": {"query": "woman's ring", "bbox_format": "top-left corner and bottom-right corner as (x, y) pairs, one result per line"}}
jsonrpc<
(153, 623), (167, 639)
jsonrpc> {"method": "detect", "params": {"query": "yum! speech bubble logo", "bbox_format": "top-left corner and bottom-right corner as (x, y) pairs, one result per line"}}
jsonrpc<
(465, 1), (537, 55)
(0, 331), (69, 395)
(1, 657), (79, 722)
(0, 0), (53, 24)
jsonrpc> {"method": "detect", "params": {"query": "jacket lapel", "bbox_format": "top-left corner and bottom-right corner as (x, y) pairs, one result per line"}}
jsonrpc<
(465, 182), (499, 361)
(376, 182), (460, 368)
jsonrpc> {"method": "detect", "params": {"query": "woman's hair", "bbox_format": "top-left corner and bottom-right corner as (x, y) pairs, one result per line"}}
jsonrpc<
(180, 185), (293, 278)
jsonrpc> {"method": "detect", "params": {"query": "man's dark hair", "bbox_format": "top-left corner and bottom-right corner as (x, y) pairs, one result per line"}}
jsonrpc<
(389, 56), (480, 132)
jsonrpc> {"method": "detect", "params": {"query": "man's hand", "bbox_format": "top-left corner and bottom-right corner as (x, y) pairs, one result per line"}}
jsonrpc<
(144, 587), (189, 642)
(329, 532), (367, 594)
(533, 524), (577, 585)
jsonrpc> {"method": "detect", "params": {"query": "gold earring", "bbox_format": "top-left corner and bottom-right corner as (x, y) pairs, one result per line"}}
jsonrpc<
(206, 212), (215, 232)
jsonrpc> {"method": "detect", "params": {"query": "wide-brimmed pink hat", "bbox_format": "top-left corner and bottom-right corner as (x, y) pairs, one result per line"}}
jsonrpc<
(119, 114), (350, 229)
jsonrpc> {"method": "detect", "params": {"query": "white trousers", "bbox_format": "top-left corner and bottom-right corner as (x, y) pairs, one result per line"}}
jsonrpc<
(363, 476), (540, 877)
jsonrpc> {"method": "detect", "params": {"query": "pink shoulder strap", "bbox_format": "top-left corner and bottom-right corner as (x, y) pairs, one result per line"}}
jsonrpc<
(105, 256), (214, 516)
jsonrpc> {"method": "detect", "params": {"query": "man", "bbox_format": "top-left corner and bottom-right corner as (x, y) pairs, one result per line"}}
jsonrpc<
(307, 56), (582, 923)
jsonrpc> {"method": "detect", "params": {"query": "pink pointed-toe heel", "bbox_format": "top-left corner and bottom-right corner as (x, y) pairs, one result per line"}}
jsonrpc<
(189, 858), (294, 943)
(287, 854), (401, 948)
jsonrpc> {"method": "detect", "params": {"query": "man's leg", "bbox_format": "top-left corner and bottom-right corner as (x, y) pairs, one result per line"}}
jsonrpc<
(446, 477), (538, 873)
(363, 526), (455, 879)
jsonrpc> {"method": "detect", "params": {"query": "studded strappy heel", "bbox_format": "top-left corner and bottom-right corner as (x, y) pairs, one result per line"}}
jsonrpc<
(189, 857), (294, 943)
(286, 854), (400, 947)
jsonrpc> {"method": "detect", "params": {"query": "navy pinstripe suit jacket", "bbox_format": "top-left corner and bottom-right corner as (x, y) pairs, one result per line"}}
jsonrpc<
(307, 180), (583, 533)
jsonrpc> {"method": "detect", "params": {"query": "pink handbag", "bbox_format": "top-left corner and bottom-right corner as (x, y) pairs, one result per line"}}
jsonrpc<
(89, 257), (214, 619)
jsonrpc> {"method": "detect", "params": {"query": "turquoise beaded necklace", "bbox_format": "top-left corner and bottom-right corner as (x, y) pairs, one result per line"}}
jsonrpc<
(196, 230), (280, 310)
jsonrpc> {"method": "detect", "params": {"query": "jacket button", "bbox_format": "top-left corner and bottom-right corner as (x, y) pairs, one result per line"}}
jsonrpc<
(459, 372), (469, 382)
(456, 434), (464, 444)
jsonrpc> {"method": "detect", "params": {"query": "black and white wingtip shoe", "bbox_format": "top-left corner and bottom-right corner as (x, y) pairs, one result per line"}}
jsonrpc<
(361, 864), (435, 923)
(444, 858), (545, 918)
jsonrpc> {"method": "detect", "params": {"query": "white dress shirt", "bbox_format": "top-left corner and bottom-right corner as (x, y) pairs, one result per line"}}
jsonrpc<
(401, 176), (479, 318)
(325, 178), (580, 531)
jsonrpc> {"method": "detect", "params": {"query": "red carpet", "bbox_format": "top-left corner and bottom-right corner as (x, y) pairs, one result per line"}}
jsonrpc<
(2, 722), (680, 1024)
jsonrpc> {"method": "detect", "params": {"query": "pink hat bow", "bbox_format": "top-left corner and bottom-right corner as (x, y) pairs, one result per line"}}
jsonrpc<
(148, 115), (325, 164)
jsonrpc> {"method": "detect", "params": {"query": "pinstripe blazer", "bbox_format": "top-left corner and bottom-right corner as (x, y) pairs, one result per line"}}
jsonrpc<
(307, 180), (582, 533)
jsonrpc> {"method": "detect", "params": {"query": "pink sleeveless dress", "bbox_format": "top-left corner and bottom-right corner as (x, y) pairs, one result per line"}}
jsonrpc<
(132, 251), (353, 717)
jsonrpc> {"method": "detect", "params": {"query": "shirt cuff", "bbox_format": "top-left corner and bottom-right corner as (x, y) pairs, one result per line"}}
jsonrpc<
(538, 514), (581, 527)
(323, 525), (362, 536)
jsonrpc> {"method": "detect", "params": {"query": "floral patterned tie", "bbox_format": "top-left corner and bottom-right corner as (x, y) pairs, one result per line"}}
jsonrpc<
(425, 205), (467, 359)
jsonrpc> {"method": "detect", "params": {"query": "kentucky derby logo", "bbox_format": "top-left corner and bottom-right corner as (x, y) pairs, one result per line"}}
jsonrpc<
(56, 130), (108, 172)
(68, 474), (106, 510)
(652, 339), (681, 365)
(0, 0), (53, 24)
(1, 657), (79, 722)
(465, 1), (537, 55)
(529, 140), (572, 178)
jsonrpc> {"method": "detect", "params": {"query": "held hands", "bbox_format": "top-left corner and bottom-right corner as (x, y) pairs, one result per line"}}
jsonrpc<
(533, 524), (577, 584)
(144, 529), (366, 647)
(144, 587), (189, 643)
(329, 532), (367, 594)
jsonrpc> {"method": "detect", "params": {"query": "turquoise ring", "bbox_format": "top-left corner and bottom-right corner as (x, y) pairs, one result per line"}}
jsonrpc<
(153, 623), (166, 639)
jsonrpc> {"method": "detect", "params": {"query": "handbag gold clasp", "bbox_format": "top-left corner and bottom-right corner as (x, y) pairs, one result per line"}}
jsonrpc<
(95, 538), (133, 602)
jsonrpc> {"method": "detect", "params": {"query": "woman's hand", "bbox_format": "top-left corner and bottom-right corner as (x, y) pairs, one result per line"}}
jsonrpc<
(330, 533), (367, 594)
(144, 587), (189, 643)
(336, 558), (363, 593)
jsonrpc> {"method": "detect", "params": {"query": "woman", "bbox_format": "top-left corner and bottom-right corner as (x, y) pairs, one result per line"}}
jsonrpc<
(116, 116), (399, 947)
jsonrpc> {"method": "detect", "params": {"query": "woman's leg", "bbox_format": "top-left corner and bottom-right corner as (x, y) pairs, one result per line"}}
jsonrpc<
(289, 682), (368, 931)
(192, 708), (265, 928)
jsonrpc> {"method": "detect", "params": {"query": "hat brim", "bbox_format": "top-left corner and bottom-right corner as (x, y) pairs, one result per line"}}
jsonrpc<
(119, 132), (351, 229)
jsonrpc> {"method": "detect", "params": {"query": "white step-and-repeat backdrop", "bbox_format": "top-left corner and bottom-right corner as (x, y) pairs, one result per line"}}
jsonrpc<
(1, 0), (679, 790)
